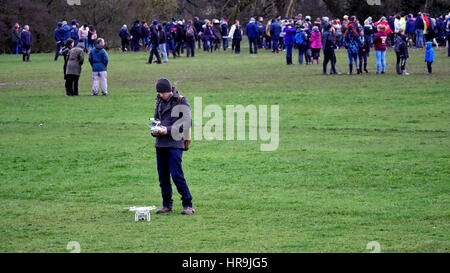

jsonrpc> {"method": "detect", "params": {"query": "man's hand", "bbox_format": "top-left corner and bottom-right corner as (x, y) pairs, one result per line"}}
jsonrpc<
(159, 126), (168, 135)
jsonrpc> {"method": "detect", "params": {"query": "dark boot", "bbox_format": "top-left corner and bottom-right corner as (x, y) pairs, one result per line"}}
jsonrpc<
(396, 63), (401, 74)
(364, 62), (369, 73)
(348, 64), (353, 75)
(156, 207), (173, 214)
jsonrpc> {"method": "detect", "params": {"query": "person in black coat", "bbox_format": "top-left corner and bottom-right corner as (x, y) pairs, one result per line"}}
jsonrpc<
(130, 20), (141, 52)
(322, 25), (338, 74)
(358, 29), (371, 73)
(119, 25), (131, 52)
(194, 17), (203, 49)
(174, 22), (185, 56)
(147, 21), (161, 64)
(20, 25), (32, 62)
(394, 29), (409, 75)
(185, 21), (197, 57)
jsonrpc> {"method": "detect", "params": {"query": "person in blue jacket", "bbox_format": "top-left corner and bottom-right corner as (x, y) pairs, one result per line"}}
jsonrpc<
(54, 22), (66, 61)
(246, 17), (259, 54)
(20, 25), (32, 62)
(62, 21), (71, 42)
(270, 18), (281, 53)
(405, 14), (416, 47)
(283, 21), (296, 65)
(415, 13), (425, 48)
(343, 24), (361, 75)
(425, 41), (434, 74)
(130, 20), (142, 52)
(70, 20), (79, 46)
(89, 38), (109, 95)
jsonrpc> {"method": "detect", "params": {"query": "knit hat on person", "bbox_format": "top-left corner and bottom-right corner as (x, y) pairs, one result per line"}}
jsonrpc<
(156, 78), (172, 93)
(153, 20), (158, 25)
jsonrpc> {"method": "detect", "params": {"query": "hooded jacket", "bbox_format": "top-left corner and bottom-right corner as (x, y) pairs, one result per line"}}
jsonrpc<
(309, 29), (322, 49)
(89, 44), (109, 72)
(425, 41), (434, 62)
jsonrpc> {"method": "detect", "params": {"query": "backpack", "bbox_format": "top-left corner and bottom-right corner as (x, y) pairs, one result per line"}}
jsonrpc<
(186, 27), (195, 38)
(70, 28), (79, 40)
(295, 32), (304, 45)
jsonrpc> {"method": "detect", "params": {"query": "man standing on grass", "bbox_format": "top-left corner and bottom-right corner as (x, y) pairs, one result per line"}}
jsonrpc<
(20, 25), (32, 62)
(151, 78), (194, 215)
(89, 38), (109, 96)
(246, 17), (259, 54)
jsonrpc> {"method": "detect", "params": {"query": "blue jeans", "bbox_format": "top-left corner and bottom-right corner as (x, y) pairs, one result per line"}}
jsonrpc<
(248, 37), (258, 53)
(297, 44), (305, 64)
(348, 51), (359, 66)
(375, 50), (386, 72)
(12, 42), (18, 54)
(285, 41), (294, 58)
(416, 29), (424, 48)
(272, 39), (279, 51)
(156, 148), (193, 208)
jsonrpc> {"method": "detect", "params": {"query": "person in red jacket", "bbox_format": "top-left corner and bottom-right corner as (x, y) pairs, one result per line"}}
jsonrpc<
(374, 24), (388, 74)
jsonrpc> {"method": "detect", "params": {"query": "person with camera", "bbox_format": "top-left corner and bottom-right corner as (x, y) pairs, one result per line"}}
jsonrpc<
(151, 78), (194, 215)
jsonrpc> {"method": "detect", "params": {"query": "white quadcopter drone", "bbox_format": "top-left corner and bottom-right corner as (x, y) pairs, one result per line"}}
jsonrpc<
(128, 206), (156, 222)
(146, 118), (164, 134)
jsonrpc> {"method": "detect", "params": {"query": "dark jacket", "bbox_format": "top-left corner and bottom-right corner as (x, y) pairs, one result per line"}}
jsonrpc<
(152, 89), (191, 149)
(130, 20), (141, 40)
(119, 28), (131, 40)
(11, 27), (20, 43)
(233, 25), (242, 40)
(415, 16), (424, 30)
(70, 26), (79, 42)
(159, 28), (167, 44)
(20, 30), (32, 46)
(270, 21), (281, 40)
(246, 22), (258, 38)
(322, 30), (336, 52)
(89, 44), (109, 72)
(175, 24), (185, 42)
(141, 26), (150, 39)
(150, 25), (159, 46)
(358, 35), (370, 55)
(66, 46), (84, 76)
(194, 20), (203, 34)
(61, 45), (72, 77)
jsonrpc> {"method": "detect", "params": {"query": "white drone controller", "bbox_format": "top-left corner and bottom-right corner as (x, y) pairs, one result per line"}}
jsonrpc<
(128, 206), (156, 222)
(147, 118), (164, 134)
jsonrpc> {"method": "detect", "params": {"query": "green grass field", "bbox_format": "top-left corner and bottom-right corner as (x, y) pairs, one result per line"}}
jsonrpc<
(0, 46), (449, 252)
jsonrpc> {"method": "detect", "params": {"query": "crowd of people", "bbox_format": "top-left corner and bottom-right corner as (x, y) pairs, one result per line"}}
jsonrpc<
(7, 11), (450, 96)
(53, 19), (107, 96)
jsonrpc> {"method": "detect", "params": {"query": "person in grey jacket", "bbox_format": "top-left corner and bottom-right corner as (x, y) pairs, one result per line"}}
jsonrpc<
(150, 78), (194, 215)
(65, 43), (85, 96)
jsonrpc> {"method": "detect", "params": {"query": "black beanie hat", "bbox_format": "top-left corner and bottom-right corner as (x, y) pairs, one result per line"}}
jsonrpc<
(156, 78), (172, 93)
